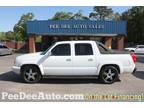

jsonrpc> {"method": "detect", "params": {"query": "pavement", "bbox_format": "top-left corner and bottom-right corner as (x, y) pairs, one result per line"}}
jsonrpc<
(0, 53), (144, 101)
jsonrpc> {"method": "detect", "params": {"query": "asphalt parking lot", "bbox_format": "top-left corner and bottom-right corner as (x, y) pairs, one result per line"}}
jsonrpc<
(0, 53), (144, 101)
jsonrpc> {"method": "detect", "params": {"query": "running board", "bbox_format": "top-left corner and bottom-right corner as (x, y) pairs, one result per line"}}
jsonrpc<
(43, 75), (99, 79)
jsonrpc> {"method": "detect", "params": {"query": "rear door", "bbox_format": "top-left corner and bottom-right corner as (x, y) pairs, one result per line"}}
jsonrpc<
(72, 43), (97, 75)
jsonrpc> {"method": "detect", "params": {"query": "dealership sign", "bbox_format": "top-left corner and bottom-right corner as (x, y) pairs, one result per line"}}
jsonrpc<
(27, 20), (126, 35)
(48, 24), (104, 29)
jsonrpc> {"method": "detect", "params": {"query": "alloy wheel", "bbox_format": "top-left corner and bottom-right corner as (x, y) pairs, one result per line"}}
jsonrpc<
(22, 66), (41, 83)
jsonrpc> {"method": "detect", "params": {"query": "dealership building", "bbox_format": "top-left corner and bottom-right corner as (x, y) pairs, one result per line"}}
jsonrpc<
(27, 20), (126, 53)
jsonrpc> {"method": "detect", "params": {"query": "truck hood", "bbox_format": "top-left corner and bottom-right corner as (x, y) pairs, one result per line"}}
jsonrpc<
(16, 52), (44, 65)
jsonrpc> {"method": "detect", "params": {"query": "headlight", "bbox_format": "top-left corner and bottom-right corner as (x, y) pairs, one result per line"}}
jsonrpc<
(14, 58), (20, 67)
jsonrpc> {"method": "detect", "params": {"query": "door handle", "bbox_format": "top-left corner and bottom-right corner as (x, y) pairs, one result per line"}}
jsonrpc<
(88, 58), (93, 61)
(66, 59), (71, 62)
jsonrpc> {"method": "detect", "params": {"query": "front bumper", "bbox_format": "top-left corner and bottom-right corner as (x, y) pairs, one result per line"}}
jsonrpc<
(12, 66), (21, 75)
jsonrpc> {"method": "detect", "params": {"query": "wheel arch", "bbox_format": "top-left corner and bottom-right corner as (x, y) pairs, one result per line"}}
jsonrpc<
(20, 64), (42, 75)
(98, 64), (121, 74)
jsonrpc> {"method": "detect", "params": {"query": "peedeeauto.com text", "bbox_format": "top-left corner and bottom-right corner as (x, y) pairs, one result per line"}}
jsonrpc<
(0, 92), (144, 101)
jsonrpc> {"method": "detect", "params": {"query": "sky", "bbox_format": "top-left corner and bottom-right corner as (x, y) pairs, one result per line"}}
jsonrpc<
(0, 6), (131, 32)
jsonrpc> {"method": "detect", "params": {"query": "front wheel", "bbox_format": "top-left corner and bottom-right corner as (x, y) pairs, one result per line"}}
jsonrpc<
(99, 66), (119, 84)
(21, 65), (42, 83)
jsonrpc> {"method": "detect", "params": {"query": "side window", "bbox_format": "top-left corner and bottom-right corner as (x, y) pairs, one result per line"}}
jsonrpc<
(3, 46), (8, 48)
(0, 45), (3, 48)
(138, 46), (144, 48)
(75, 43), (93, 55)
(0, 45), (6, 48)
(51, 44), (71, 56)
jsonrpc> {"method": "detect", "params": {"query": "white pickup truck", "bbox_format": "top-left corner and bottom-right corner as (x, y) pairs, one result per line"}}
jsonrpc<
(12, 41), (136, 84)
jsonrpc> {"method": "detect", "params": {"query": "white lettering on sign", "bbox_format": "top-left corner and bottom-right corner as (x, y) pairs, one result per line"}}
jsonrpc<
(60, 24), (71, 28)
(49, 24), (59, 29)
(49, 24), (104, 29)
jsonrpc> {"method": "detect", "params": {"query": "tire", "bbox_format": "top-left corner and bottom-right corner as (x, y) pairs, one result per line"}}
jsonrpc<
(99, 66), (119, 84)
(21, 65), (42, 83)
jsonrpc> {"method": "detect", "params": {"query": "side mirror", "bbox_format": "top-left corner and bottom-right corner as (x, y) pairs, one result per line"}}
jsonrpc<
(47, 51), (52, 56)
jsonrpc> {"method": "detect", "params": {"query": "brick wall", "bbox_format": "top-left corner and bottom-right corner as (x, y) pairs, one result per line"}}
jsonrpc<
(2, 41), (25, 50)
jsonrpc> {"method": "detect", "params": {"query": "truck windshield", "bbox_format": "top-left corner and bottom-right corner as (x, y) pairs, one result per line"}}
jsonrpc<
(41, 43), (55, 55)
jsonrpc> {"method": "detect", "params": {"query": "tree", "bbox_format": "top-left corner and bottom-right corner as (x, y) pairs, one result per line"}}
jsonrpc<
(0, 32), (6, 41)
(71, 10), (89, 20)
(52, 11), (89, 20)
(13, 12), (34, 41)
(52, 12), (73, 20)
(4, 31), (15, 41)
(121, 6), (144, 44)
(111, 12), (121, 21)
(89, 6), (113, 20)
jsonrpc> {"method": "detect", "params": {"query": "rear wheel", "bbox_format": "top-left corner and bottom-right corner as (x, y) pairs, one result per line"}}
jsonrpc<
(99, 66), (119, 84)
(21, 65), (41, 83)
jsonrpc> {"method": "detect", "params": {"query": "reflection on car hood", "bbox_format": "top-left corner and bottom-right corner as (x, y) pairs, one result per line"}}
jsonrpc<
(16, 52), (43, 61)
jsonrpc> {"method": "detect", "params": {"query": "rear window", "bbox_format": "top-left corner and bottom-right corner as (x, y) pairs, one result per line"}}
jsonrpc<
(137, 46), (144, 48)
(0, 45), (6, 48)
(96, 42), (112, 54)
(3, 46), (8, 48)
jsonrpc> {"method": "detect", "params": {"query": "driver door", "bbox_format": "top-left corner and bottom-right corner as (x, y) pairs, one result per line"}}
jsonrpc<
(42, 43), (73, 75)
